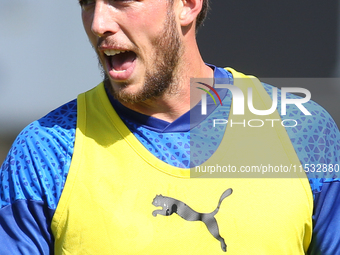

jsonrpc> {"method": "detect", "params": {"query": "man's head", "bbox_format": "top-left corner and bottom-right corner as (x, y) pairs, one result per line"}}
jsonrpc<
(80, 0), (206, 104)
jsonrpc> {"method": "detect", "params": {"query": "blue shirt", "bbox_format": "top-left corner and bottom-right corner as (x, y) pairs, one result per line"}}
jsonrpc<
(1, 66), (340, 254)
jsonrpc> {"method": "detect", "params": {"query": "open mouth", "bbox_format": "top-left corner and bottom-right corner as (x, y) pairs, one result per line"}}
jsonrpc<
(104, 49), (137, 73)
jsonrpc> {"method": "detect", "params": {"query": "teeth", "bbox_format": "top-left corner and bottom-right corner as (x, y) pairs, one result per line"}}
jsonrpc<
(104, 49), (126, 56)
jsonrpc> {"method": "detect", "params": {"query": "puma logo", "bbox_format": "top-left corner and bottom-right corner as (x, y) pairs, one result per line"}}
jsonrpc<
(152, 188), (233, 252)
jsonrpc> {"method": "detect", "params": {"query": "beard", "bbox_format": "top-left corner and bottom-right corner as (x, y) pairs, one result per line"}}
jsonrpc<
(103, 8), (183, 104)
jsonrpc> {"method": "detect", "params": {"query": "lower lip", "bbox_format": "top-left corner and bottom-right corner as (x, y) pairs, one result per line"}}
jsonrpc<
(106, 57), (136, 81)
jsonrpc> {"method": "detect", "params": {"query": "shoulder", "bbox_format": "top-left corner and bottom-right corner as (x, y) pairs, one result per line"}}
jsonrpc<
(261, 82), (339, 153)
(0, 99), (77, 209)
(262, 82), (340, 188)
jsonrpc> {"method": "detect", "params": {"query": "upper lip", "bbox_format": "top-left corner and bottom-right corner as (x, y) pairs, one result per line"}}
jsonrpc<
(97, 38), (137, 56)
(97, 38), (131, 54)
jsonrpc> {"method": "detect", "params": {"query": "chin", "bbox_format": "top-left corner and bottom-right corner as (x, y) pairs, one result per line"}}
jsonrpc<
(107, 81), (147, 104)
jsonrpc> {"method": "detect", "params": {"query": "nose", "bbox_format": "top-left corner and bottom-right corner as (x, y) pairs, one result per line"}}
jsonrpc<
(91, 2), (119, 37)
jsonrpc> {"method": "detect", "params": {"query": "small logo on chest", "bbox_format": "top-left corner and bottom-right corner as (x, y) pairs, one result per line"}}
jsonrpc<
(152, 188), (233, 252)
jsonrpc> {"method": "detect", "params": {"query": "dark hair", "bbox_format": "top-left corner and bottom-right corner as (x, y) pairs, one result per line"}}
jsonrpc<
(196, 0), (210, 28)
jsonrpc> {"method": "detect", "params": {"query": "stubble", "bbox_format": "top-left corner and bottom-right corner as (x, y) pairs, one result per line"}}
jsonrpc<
(104, 7), (183, 104)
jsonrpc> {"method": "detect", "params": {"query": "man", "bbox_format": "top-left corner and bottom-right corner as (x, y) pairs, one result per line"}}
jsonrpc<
(1, 0), (340, 254)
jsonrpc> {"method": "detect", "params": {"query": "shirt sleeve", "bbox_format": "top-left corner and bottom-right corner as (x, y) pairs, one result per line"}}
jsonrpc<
(262, 82), (340, 254)
(0, 100), (76, 254)
(0, 200), (55, 254)
(308, 181), (340, 255)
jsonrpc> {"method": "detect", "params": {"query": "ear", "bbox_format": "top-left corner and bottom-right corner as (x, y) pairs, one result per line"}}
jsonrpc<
(177, 0), (203, 27)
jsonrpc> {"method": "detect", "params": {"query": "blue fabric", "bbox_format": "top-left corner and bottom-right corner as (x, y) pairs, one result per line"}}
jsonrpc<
(1, 66), (340, 254)
(262, 83), (340, 194)
(308, 182), (340, 255)
(0, 200), (54, 254)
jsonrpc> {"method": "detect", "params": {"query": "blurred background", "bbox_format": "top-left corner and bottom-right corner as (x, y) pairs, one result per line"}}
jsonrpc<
(1, 0), (340, 164)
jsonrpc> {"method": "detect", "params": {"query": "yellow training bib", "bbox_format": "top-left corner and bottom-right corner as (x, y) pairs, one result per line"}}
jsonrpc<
(51, 69), (313, 254)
